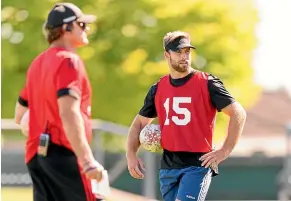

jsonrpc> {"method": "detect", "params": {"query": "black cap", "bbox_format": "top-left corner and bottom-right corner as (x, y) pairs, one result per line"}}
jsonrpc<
(46, 3), (96, 28)
(165, 36), (195, 52)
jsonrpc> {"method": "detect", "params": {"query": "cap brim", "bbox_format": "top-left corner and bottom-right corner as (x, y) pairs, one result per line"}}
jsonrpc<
(77, 14), (97, 23)
(169, 44), (195, 52)
(177, 44), (196, 50)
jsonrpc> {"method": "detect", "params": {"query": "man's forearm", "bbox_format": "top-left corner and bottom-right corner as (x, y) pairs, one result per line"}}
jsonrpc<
(60, 110), (94, 165)
(221, 106), (247, 155)
(126, 119), (142, 157)
(14, 102), (28, 124)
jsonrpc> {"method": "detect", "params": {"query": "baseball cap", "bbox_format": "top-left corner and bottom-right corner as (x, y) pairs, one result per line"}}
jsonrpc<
(46, 3), (96, 28)
(164, 36), (195, 52)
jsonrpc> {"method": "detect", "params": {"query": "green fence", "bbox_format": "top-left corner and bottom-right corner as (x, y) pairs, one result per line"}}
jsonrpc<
(108, 153), (283, 200)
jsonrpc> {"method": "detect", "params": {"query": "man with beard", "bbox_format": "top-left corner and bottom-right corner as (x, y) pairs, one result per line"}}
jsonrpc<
(126, 31), (247, 201)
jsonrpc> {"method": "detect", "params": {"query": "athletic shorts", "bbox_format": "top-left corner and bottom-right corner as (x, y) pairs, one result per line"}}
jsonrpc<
(26, 143), (103, 201)
(159, 166), (212, 201)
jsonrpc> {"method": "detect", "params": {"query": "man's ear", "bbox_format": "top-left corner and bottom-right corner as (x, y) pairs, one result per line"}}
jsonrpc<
(164, 51), (170, 59)
(62, 24), (67, 32)
(63, 24), (71, 32)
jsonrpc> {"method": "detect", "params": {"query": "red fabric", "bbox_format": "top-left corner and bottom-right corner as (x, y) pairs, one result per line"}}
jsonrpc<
(22, 47), (92, 163)
(19, 86), (28, 101)
(155, 71), (216, 152)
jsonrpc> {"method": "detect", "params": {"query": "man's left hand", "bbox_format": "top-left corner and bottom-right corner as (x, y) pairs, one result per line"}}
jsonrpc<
(199, 149), (229, 168)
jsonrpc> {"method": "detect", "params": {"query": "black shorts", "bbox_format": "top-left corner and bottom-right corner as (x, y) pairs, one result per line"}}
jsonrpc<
(27, 143), (103, 201)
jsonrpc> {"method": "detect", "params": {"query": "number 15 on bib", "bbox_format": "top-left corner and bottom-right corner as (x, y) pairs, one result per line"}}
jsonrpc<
(163, 97), (192, 126)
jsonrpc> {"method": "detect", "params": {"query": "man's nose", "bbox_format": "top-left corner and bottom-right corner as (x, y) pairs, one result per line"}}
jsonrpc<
(181, 53), (187, 60)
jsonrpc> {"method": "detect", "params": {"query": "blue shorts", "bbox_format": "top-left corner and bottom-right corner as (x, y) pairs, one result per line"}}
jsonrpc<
(159, 166), (212, 201)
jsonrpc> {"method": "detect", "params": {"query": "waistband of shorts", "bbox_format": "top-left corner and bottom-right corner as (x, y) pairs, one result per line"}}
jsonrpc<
(47, 142), (75, 156)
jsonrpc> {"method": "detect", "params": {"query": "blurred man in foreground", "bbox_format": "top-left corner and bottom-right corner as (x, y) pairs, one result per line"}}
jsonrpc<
(15, 3), (106, 201)
(126, 31), (247, 201)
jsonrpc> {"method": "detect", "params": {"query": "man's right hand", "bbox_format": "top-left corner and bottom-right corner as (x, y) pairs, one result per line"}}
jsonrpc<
(82, 160), (105, 182)
(126, 154), (145, 179)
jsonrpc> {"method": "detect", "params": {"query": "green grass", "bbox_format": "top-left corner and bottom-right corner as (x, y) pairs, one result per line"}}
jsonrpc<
(2, 187), (33, 201)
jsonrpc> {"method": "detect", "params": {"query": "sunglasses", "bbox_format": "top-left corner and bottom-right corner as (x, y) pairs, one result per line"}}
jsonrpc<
(76, 22), (87, 30)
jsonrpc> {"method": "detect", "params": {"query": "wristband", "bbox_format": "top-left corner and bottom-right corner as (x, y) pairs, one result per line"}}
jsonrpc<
(83, 166), (97, 173)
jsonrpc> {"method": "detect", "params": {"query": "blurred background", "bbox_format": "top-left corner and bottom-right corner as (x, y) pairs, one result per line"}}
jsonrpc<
(1, 0), (291, 200)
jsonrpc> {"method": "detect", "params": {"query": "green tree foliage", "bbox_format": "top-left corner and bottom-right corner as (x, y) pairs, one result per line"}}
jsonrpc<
(2, 0), (260, 147)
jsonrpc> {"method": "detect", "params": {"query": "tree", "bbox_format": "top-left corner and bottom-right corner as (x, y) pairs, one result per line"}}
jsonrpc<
(1, 0), (260, 149)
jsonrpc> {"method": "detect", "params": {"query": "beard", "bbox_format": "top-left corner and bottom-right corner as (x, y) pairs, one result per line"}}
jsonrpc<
(170, 58), (189, 73)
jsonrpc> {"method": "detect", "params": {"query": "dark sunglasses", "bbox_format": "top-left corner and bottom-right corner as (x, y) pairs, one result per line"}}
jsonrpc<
(76, 22), (87, 30)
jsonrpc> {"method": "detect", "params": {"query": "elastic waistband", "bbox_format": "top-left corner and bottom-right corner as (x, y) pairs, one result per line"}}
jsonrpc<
(47, 142), (75, 156)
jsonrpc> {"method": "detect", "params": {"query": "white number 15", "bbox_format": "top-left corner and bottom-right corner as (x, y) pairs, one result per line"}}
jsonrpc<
(163, 97), (191, 126)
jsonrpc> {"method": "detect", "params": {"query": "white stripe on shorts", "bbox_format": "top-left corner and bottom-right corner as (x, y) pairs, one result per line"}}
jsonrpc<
(197, 169), (212, 201)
